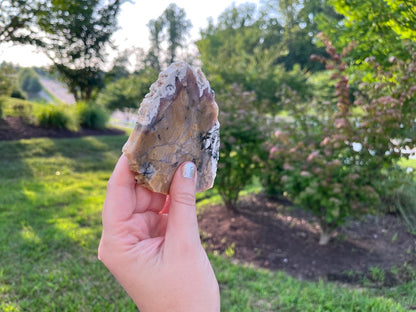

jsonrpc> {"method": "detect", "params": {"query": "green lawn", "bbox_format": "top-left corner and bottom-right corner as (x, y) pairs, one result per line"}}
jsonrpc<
(0, 135), (415, 311)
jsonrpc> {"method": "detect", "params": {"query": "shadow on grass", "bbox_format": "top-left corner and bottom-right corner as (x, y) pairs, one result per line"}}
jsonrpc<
(0, 135), (138, 311)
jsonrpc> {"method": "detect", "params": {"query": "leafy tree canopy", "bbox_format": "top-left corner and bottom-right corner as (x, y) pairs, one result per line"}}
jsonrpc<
(320, 0), (416, 67)
(0, 0), (44, 44)
(35, 0), (128, 100)
(146, 3), (192, 70)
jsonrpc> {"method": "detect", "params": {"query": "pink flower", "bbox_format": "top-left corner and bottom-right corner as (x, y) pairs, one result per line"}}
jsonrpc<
(307, 151), (319, 162)
(334, 118), (348, 129)
(300, 171), (311, 177)
(283, 163), (294, 171)
(320, 137), (330, 146)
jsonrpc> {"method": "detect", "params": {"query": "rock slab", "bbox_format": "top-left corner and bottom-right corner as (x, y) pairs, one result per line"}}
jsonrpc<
(122, 62), (220, 194)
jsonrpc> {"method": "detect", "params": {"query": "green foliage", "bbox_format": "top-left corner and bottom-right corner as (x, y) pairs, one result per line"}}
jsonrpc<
(214, 85), (268, 210)
(162, 3), (192, 65)
(35, 0), (127, 101)
(37, 105), (77, 131)
(11, 102), (33, 121)
(0, 97), (3, 119)
(266, 40), (376, 244)
(266, 37), (416, 244)
(146, 3), (192, 68)
(263, 0), (341, 71)
(320, 0), (416, 68)
(10, 88), (26, 99)
(76, 102), (108, 130)
(18, 68), (42, 94)
(0, 0), (44, 44)
(1, 97), (46, 118)
(197, 3), (312, 113)
(97, 70), (158, 111)
(0, 62), (17, 96)
(383, 178), (416, 234)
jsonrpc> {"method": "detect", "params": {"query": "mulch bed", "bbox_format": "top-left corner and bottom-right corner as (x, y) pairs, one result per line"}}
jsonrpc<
(0, 116), (124, 141)
(199, 194), (416, 286)
(2, 116), (415, 286)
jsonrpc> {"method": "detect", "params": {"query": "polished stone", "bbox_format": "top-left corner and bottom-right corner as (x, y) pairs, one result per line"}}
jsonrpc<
(123, 62), (220, 194)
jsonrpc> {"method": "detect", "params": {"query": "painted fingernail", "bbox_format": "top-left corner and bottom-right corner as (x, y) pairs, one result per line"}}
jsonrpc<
(182, 162), (196, 179)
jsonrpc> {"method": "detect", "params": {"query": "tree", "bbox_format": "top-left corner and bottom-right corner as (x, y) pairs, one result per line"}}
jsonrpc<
(146, 17), (165, 71)
(320, 0), (416, 67)
(97, 68), (158, 111)
(262, 0), (341, 71)
(0, 0), (44, 44)
(162, 4), (192, 65)
(197, 3), (310, 113)
(105, 49), (132, 84)
(18, 68), (42, 94)
(266, 36), (416, 244)
(145, 4), (192, 68)
(36, 0), (127, 101)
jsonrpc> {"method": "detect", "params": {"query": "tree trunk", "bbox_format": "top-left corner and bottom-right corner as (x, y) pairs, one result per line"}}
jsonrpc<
(319, 230), (332, 245)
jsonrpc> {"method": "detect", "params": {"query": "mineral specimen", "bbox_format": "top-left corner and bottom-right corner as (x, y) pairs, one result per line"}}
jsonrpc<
(122, 62), (220, 194)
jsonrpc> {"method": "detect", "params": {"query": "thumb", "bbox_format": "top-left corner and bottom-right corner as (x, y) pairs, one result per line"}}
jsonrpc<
(165, 162), (200, 247)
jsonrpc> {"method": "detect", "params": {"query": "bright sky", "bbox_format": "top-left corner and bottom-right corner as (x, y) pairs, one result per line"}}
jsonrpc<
(0, 0), (260, 67)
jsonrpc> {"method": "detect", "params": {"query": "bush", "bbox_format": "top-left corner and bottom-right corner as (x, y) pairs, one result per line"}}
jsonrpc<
(214, 85), (268, 211)
(37, 105), (77, 131)
(0, 98), (4, 119)
(266, 38), (416, 244)
(267, 40), (379, 245)
(12, 102), (33, 120)
(10, 89), (26, 100)
(260, 134), (286, 198)
(380, 172), (416, 233)
(76, 102), (108, 130)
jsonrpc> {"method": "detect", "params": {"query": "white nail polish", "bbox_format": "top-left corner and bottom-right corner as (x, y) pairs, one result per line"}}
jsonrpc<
(182, 163), (195, 179)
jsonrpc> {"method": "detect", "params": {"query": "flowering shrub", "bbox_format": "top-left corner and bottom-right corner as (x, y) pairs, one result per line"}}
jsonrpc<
(214, 84), (268, 211)
(266, 37), (416, 244)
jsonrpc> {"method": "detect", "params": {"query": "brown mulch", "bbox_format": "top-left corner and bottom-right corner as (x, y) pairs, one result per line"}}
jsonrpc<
(0, 116), (124, 141)
(199, 194), (416, 286)
(2, 116), (415, 286)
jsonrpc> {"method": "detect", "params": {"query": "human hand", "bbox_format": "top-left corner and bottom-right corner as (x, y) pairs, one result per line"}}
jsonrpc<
(98, 155), (220, 312)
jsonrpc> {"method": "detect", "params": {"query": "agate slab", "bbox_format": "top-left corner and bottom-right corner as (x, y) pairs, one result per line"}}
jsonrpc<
(122, 62), (220, 194)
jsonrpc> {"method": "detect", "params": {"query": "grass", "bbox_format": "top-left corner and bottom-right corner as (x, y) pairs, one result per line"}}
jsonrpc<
(0, 135), (415, 311)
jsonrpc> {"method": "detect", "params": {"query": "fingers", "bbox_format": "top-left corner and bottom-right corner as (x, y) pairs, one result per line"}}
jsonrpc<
(165, 162), (200, 248)
(102, 154), (166, 231)
(102, 155), (136, 228)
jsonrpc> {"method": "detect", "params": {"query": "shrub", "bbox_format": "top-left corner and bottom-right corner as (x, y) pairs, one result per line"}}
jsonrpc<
(10, 89), (26, 99)
(37, 105), (77, 131)
(76, 102), (108, 130)
(266, 37), (416, 244)
(12, 102), (33, 121)
(0, 98), (3, 119)
(380, 173), (416, 233)
(267, 39), (375, 245)
(214, 84), (268, 211)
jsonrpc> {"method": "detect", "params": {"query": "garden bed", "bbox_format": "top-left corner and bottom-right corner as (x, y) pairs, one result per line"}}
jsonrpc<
(199, 194), (416, 286)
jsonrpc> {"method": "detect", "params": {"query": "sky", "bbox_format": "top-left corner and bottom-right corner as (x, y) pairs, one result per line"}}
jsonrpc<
(0, 0), (260, 67)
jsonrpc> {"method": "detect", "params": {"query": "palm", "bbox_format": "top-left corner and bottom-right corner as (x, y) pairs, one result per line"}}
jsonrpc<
(114, 184), (168, 246)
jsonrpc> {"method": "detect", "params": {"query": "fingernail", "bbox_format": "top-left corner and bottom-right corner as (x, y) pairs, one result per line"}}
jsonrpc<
(182, 162), (196, 179)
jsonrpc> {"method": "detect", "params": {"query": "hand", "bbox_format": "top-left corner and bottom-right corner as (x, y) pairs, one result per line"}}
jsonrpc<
(98, 155), (220, 312)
